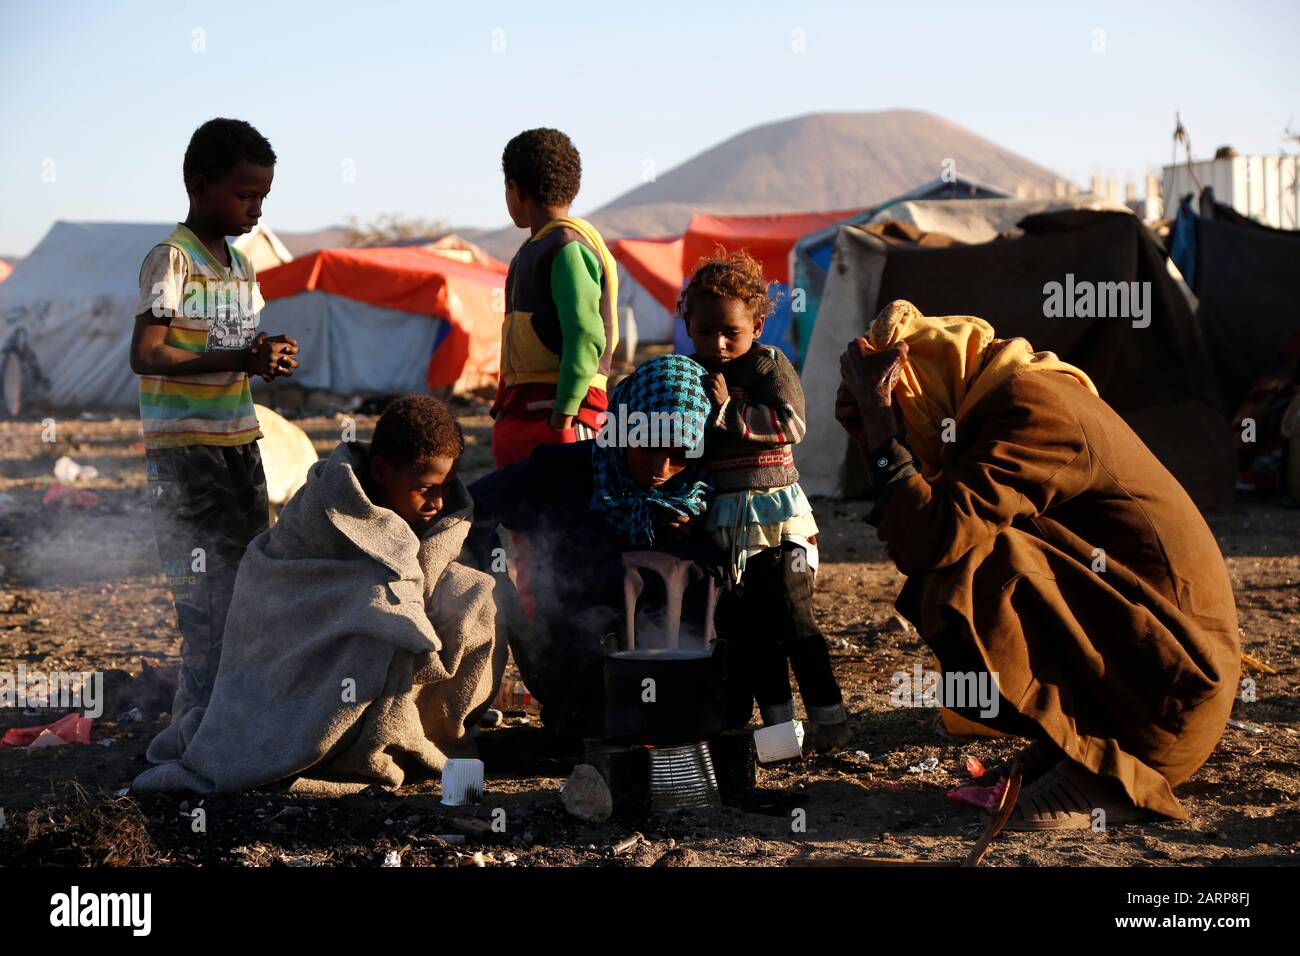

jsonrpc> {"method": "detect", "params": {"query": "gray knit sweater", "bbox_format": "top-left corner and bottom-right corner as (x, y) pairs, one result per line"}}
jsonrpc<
(693, 344), (806, 492)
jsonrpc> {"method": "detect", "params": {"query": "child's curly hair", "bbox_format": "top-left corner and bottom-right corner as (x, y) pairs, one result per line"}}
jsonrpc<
(501, 128), (582, 207)
(677, 248), (778, 328)
(371, 395), (464, 467)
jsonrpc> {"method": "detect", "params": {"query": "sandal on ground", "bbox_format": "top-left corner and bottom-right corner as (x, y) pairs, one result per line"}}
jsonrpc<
(994, 758), (1153, 831)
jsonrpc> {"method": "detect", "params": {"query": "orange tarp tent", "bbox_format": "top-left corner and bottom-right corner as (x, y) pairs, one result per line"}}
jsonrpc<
(259, 247), (506, 393)
(612, 209), (864, 313)
(680, 208), (862, 285)
(611, 236), (684, 313)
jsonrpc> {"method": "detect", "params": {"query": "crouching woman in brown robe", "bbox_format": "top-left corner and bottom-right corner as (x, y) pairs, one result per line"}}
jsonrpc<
(837, 300), (1240, 829)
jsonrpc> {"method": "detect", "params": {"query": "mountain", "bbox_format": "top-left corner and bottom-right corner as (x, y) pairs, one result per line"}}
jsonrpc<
(470, 110), (1067, 260)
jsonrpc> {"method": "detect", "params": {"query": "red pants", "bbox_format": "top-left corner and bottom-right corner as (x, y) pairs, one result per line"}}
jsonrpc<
(490, 383), (607, 617)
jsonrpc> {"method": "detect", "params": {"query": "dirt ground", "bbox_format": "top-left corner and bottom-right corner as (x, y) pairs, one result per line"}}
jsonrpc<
(1, 401), (1297, 868)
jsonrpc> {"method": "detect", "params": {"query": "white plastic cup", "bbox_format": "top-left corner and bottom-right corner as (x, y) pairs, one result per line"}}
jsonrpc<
(440, 758), (485, 806)
(753, 719), (805, 764)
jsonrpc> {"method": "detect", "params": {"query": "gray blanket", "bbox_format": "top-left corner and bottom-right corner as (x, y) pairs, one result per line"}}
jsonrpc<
(133, 440), (505, 795)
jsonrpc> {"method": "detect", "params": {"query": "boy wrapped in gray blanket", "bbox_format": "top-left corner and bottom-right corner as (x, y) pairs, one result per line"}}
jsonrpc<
(134, 397), (506, 796)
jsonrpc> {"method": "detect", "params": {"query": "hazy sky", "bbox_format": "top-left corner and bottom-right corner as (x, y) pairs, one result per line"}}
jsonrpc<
(2, 0), (1297, 256)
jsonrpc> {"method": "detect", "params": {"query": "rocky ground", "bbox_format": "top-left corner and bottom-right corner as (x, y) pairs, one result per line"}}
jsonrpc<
(1, 402), (1297, 867)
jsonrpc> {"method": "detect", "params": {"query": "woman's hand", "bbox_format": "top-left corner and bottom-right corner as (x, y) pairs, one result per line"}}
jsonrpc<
(838, 338), (908, 451)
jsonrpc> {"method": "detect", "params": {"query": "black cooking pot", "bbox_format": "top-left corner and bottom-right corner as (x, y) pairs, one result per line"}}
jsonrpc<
(602, 639), (726, 745)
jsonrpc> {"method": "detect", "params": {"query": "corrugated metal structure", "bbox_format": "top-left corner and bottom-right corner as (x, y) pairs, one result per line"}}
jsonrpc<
(1162, 155), (1300, 229)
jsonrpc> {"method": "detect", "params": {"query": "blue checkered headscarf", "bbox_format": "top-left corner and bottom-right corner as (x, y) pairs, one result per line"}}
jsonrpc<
(591, 354), (713, 546)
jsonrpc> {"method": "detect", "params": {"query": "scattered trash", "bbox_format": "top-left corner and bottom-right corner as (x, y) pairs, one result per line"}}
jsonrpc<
(120, 707), (143, 722)
(52, 456), (99, 483)
(965, 756), (986, 779)
(495, 680), (540, 715)
(500, 851), (518, 864)
(611, 832), (644, 857)
(41, 485), (99, 509)
(451, 817), (492, 836)
(854, 750), (871, 760)
(947, 776), (1009, 812)
(113, 787), (130, 797)
(28, 729), (70, 750)
(907, 756), (940, 774)
(1240, 652), (1278, 675)
(2, 712), (93, 748)
(754, 719), (805, 763)
(0, 593), (36, 615)
(435, 834), (467, 846)
(440, 757), (484, 806)
(381, 850), (402, 867)
(96, 738), (116, 747)
(279, 854), (319, 867)
(561, 763), (614, 822)
(463, 851), (489, 867)
(1227, 719), (1265, 735)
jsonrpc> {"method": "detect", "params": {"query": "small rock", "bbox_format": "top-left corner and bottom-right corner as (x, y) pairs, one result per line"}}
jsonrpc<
(653, 847), (701, 867)
(882, 614), (913, 633)
(561, 763), (613, 823)
(452, 817), (492, 835)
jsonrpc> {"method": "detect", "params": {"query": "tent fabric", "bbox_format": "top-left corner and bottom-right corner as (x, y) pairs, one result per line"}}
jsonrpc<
(253, 291), (444, 397)
(616, 263), (675, 345)
(612, 237), (684, 312)
(790, 177), (1013, 361)
(258, 247), (507, 393)
(677, 208), (863, 362)
(680, 208), (862, 284)
(1192, 207), (1300, 414)
(801, 209), (1234, 509)
(791, 193), (1127, 365)
(0, 221), (290, 408)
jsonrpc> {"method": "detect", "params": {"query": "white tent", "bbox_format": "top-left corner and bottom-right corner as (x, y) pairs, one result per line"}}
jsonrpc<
(0, 221), (292, 409)
(616, 262), (675, 347)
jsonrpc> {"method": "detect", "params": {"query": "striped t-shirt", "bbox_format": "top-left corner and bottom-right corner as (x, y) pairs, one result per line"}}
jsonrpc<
(134, 224), (264, 448)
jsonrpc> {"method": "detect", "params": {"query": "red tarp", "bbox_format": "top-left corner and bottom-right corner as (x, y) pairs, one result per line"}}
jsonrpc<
(680, 208), (862, 284)
(611, 237), (684, 312)
(258, 247), (508, 392)
(612, 208), (864, 312)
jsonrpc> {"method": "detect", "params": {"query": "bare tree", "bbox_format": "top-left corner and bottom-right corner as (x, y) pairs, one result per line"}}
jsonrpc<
(344, 213), (450, 246)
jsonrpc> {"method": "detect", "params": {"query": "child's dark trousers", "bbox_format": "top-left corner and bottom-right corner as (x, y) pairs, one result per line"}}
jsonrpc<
(145, 442), (268, 717)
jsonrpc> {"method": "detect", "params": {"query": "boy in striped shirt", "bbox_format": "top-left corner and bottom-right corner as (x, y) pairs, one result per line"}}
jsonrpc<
(129, 118), (301, 719)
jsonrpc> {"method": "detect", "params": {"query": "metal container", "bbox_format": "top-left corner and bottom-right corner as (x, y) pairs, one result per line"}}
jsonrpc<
(709, 731), (757, 805)
(648, 741), (721, 812)
(603, 646), (725, 745)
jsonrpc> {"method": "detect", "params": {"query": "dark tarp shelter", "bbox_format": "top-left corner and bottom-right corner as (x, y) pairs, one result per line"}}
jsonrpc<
(801, 209), (1235, 509)
(1191, 198), (1300, 415)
